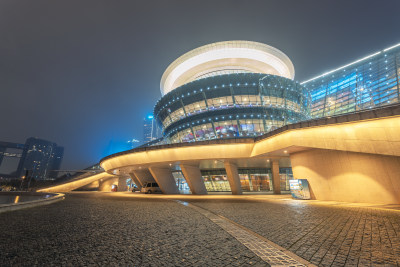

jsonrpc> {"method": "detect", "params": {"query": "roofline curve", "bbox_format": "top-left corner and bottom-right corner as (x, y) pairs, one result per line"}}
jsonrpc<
(160, 40), (295, 96)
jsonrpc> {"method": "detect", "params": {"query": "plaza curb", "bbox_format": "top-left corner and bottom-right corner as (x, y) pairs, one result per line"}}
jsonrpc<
(0, 193), (65, 214)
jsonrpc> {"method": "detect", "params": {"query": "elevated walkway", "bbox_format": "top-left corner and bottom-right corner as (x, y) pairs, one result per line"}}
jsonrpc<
(101, 103), (400, 169)
(100, 103), (400, 204)
(37, 172), (116, 193)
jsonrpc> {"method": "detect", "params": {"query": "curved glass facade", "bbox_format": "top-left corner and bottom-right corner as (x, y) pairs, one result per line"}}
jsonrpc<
(304, 44), (400, 118)
(154, 73), (310, 143)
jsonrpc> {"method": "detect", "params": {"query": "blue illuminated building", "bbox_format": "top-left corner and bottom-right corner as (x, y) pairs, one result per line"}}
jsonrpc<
(143, 114), (161, 144)
(100, 41), (400, 199)
(303, 43), (400, 118)
(154, 73), (310, 142)
(153, 41), (310, 143)
(148, 41), (400, 145)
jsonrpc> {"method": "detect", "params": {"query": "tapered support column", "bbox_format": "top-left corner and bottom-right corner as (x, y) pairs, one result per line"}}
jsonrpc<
(272, 160), (281, 194)
(148, 167), (179, 194)
(224, 162), (242, 195)
(132, 169), (155, 186)
(117, 176), (128, 192)
(180, 164), (208, 195)
(129, 173), (143, 189)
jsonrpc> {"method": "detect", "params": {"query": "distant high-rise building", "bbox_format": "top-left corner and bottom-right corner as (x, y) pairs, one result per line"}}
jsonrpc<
(47, 146), (64, 179)
(16, 137), (64, 180)
(143, 115), (161, 144)
(0, 141), (25, 177)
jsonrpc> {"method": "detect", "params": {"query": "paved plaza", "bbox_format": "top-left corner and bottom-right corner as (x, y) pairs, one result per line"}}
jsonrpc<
(1, 192), (400, 266)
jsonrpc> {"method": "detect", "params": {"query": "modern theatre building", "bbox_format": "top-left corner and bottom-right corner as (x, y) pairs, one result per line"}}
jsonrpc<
(100, 41), (400, 204)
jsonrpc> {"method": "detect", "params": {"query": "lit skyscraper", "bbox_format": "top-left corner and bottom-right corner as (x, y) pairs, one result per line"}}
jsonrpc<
(143, 115), (160, 143)
(16, 137), (64, 180)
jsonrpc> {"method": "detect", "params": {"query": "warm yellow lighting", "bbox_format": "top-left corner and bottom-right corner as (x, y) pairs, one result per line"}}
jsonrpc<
(14, 196), (20, 204)
(160, 41), (295, 95)
(38, 172), (115, 193)
(100, 115), (400, 172)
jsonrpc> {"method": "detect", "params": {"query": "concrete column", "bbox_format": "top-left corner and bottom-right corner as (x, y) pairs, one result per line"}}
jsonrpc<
(132, 169), (155, 186)
(129, 172), (143, 189)
(180, 164), (208, 195)
(148, 167), (179, 194)
(272, 160), (281, 194)
(117, 176), (128, 192)
(224, 162), (242, 195)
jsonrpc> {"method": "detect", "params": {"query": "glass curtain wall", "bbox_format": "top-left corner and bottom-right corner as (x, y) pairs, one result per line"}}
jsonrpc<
(238, 168), (272, 192)
(201, 170), (231, 192)
(279, 167), (293, 191)
(154, 73), (310, 144)
(304, 47), (400, 118)
(200, 167), (293, 193)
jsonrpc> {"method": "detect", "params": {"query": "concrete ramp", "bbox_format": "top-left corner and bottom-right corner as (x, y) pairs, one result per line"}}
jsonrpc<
(37, 172), (116, 193)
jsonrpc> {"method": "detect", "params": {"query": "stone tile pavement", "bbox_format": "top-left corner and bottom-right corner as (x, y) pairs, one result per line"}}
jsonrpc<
(177, 200), (310, 267)
(1, 192), (400, 266)
(189, 198), (400, 266)
(0, 193), (266, 266)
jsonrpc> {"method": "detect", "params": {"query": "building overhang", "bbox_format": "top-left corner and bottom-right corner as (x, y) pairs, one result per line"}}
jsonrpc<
(101, 104), (400, 175)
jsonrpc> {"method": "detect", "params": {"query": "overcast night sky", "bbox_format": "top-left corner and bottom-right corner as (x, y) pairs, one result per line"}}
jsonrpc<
(0, 0), (399, 170)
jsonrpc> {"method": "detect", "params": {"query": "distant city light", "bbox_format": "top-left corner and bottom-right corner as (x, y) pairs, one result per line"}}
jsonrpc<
(147, 115), (154, 119)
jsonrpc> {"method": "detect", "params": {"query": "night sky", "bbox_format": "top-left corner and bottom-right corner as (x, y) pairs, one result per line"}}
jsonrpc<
(1, 0), (399, 170)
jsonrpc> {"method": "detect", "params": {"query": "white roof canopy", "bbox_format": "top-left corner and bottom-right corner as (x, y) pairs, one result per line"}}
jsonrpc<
(160, 41), (295, 95)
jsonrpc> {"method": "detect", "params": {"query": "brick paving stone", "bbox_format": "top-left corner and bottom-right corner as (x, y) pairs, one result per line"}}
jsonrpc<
(3, 192), (400, 266)
(176, 200), (307, 266)
(0, 193), (266, 266)
(190, 198), (400, 266)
